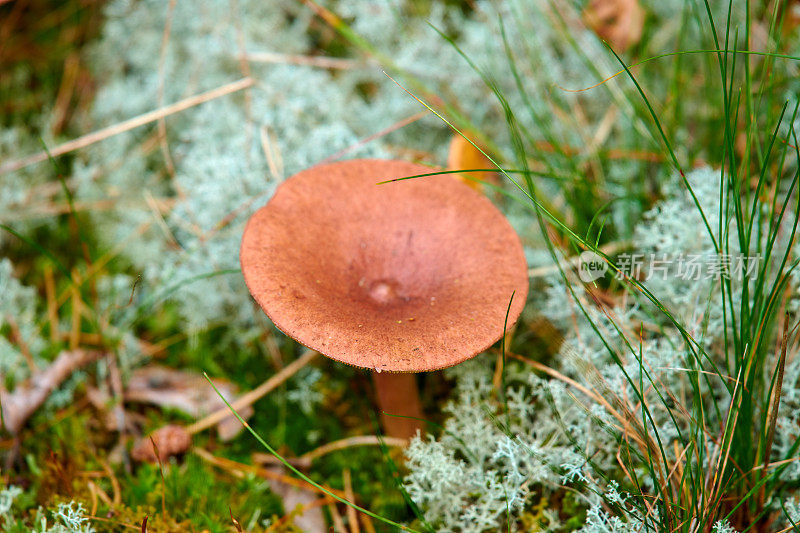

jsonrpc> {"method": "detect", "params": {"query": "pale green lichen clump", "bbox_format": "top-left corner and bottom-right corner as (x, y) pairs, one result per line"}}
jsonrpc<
(0, 486), (94, 533)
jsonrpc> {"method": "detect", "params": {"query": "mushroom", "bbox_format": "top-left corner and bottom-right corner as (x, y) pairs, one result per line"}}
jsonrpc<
(240, 159), (528, 439)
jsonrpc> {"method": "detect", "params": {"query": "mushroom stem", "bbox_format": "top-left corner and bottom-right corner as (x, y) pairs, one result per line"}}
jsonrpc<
(371, 372), (423, 440)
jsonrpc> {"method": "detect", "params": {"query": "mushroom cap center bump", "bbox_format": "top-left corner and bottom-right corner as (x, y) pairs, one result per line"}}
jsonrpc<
(240, 159), (529, 373)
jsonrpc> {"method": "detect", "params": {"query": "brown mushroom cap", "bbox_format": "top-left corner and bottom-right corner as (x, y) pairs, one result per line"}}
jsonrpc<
(240, 159), (529, 372)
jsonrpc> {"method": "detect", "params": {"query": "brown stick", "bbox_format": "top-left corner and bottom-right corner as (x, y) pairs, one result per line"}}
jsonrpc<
(242, 51), (363, 70)
(253, 435), (408, 468)
(0, 349), (104, 434)
(0, 77), (254, 175)
(186, 349), (318, 435)
(371, 372), (424, 439)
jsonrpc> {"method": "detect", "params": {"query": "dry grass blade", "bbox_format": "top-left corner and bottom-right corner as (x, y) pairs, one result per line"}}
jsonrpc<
(1, 197), (174, 224)
(757, 315), (793, 510)
(360, 511), (377, 533)
(194, 446), (347, 498)
(51, 52), (80, 134)
(5, 315), (36, 372)
(264, 497), (331, 532)
(329, 502), (348, 533)
(186, 349), (318, 434)
(149, 435), (167, 517)
(260, 125), (283, 180)
(44, 264), (59, 342)
(704, 366), (746, 519)
(242, 51), (364, 69)
(253, 435), (409, 468)
(0, 77), (254, 174)
(155, 0), (178, 176)
(509, 350), (665, 465)
(343, 469), (359, 533)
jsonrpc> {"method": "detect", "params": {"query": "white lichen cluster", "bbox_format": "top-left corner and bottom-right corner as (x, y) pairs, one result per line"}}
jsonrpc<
(44, 502), (95, 533)
(405, 359), (580, 531)
(0, 486), (94, 533)
(0, 485), (22, 518)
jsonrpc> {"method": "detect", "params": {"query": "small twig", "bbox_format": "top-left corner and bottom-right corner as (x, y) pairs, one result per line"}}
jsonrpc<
(194, 446), (347, 498)
(242, 51), (364, 70)
(328, 502), (347, 533)
(253, 435), (408, 468)
(155, 0), (178, 176)
(0, 349), (104, 434)
(44, 264), (59, 343)
(342, 469), (359, 533)
(69, 271), (82, 350)
(5, 314), (36, 372)
(260, 125), (283, 181)
(0, 77), (254, 174)
(186, 350), (318, 434)
(51, 52), (80, 134)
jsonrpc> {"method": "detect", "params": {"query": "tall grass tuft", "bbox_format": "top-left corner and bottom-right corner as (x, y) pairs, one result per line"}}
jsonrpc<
(490, 1), (800, 530)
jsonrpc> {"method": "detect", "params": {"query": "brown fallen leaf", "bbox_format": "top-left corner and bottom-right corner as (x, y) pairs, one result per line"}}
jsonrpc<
(124, 365), (253, 441)
(446, 134), (497, 190)
(267, 466), (327, 533)
(583, 0), (645, 52)
(131, 424), (192, 463)
(0, 349), (105, 435)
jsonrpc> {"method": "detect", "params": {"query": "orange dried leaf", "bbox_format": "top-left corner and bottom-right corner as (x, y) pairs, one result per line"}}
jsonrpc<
(446, 135), (496, 190)
(583, 0), (645, 52)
